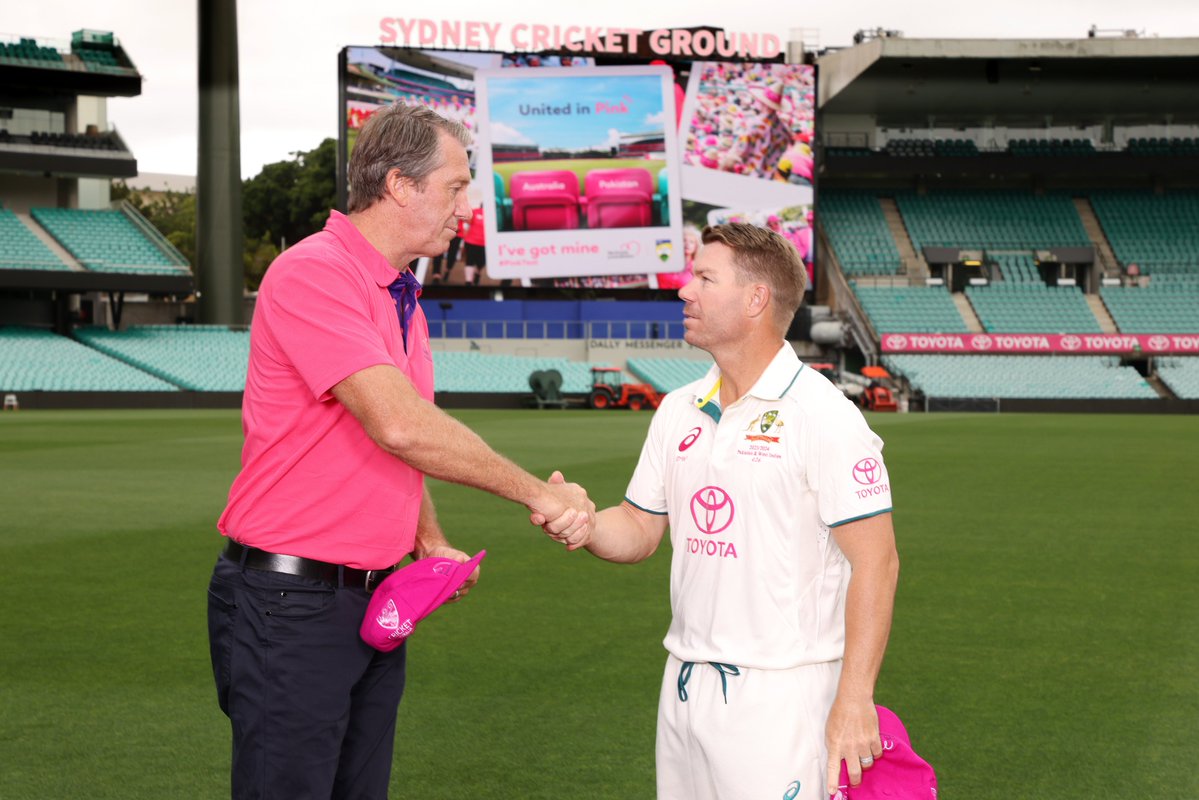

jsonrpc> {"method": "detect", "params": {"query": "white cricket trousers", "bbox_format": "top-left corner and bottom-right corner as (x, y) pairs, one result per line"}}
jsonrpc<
(656, 654), (841, 800)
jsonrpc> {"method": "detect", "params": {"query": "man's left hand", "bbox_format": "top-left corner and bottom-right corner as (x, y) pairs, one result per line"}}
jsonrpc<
(414, 545), (479, 602)
(825, 697), (881, 795)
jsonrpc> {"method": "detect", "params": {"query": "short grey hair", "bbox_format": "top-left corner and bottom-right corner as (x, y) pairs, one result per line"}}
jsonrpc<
(347, 103), (472, 213)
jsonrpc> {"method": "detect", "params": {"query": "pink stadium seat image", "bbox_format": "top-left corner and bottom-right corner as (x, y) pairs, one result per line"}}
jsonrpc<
(508, 170), (581, 231)
(583, 168), (655, 229)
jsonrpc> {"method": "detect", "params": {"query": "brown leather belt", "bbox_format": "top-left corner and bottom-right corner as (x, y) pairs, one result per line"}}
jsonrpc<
(224, 539), (399, 592)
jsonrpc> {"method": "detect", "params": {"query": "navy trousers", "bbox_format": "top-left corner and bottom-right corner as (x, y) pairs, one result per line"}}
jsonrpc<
(207, 554), (408, 800)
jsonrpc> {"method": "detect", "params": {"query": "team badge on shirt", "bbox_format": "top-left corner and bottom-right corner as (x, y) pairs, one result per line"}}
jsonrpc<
(744, 409), (783, 443)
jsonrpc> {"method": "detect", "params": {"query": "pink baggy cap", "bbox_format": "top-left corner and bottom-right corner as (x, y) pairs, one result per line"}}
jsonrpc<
(832, 705), (937, 800)
(359, 550), (486, 652)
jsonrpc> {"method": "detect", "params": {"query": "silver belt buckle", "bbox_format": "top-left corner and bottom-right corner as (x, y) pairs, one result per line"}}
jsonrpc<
(364, 569), (384, 593)
(364, 566), (395, 593)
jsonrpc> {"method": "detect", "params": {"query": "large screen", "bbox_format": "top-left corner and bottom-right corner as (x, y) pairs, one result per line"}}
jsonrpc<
(339, 44), (814, 291)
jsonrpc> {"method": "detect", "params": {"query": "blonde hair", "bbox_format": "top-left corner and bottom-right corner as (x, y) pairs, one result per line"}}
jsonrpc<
(701, 223), (805, 330)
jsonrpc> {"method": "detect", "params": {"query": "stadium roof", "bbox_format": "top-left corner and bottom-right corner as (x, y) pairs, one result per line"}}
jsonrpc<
(818, 38), (1199, 125)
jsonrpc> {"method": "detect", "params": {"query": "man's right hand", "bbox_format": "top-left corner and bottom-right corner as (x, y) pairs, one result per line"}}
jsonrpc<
(529, 471), (594, 550)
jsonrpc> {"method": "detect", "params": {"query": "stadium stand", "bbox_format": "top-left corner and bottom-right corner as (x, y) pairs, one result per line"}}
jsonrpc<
(1007, 138), (1096, 156)
(431, 352), (604, 394)
(885, 139), (936, 157)
(0, 327), (175, 391)
(426, 299), (685, 340)
(626, 358), (712, 393)
(852, 285), (969, 333)
(70, 29), (135, 75)
(30, 207), (189, 274)
(0, 208), (70, 270)
(1099, 277), (1199, 333)
(26, 130), (123, 151)
(824, 147), (874, 157)
(1125, 137), (1199, 156)
(991, 253), (1042, 286)
(935, 139), (980, 157)
(1089, 190), (1199, 276)
(73, 325), (249, 391)
(883, 354), (1158, 400)
(0, 37), (64, 65)
(820, 192), (902, 275)
(1156, 358), (1199, 399)
(897, 191), (1091, 251)
(965, 284), (1102, 333)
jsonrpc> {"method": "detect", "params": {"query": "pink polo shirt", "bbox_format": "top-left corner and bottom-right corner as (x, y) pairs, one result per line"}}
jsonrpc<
(218, 210), (434, 569)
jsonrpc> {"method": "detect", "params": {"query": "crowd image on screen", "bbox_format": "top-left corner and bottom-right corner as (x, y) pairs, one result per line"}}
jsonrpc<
(683, 62), (814, 184)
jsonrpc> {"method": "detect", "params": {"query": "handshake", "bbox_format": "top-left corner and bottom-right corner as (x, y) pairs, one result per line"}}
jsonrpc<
(528, 470), (594, 551)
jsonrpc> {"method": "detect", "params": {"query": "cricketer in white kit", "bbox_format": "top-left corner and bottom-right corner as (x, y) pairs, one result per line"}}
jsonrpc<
(562, 223), (900, 800)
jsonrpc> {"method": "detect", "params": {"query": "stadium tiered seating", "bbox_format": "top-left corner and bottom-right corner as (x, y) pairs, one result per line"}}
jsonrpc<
(0, 209), (69, 270)
(820, 192), (901, 275)
(1156, 358), (1199, 399)
(0, 38), (63, 65)
(427, 299), (684, 340)
(74, 326), (249, 391)
(991, 253), (1042, 286)
(30, 208), (189, 274)
(1126, 137), (1199, 156)
(1089, 191), (1199, 276)
(1099, 276), (1199, 333)
(0, 327), (175, 391)
(1007, 138), (1096, 156)
(897, 191), (1090, 251)
(885, 139), (935, 157)
(935, 139), (980, 156)
(825, 147), (873, 157)
(626, 358), (712, 393)
(27, 131), (123, 151)
(883, 138), (980, 157)
(852, 285), (968, 333)
(509, 170), (581, 231)
(965, 284), (1101, 333)
(431, 352), (603, 394)
(883, 355), (1158, 400)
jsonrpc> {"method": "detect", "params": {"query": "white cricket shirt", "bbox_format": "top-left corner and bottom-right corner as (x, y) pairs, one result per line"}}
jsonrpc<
(625, 344), (893, 670)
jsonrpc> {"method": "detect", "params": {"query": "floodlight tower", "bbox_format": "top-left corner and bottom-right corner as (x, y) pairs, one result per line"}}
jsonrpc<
(197, 0), (244, 325)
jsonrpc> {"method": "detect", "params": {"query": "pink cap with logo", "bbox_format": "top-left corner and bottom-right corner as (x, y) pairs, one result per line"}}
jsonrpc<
(831, 706), (937, 800)
(359, 550), (486, 652)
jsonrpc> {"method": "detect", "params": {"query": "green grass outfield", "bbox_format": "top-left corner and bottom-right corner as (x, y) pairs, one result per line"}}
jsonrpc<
(1, 409), (1196, 799)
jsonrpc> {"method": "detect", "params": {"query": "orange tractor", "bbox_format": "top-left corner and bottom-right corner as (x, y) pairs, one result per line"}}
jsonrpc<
(859, 365), (899, 412)
(588, 367), (662, 411)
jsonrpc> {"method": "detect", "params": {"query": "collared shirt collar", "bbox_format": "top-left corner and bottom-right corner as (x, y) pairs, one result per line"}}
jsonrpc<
(323, 210), (409, 289)
(693, 343), (804, 420)
(744, 343), (805, 401)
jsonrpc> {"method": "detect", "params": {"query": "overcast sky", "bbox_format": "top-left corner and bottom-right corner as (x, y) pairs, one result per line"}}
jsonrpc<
(6, 0), (1196, 178)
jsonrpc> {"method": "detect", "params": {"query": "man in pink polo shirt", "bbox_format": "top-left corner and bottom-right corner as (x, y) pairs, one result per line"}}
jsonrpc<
(207, 104), (593, 800)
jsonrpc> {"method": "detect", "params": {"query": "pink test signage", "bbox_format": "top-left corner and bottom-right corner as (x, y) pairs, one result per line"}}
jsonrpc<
(880, 333), (1199, 355)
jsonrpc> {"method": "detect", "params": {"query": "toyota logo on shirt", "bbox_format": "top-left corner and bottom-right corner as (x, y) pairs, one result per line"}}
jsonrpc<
(852, 458), (882, 485)
(689, 486), (735, 534)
